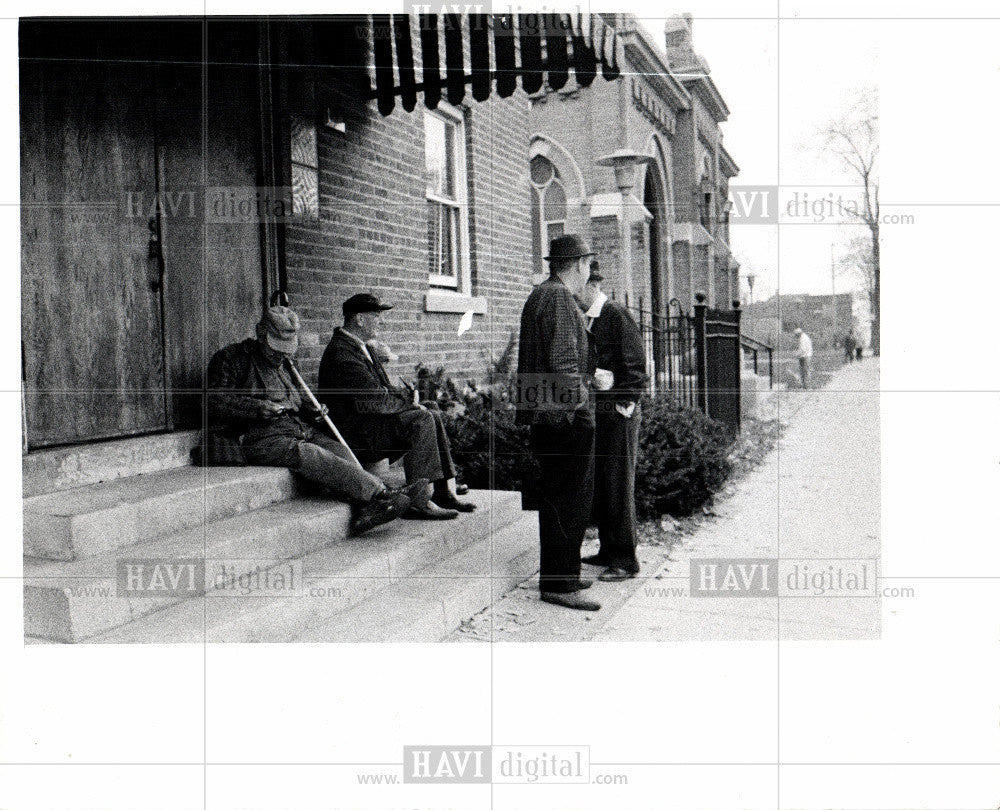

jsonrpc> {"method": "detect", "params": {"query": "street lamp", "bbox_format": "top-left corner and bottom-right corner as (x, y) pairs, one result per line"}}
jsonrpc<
(745, 272), (755, 305)
(595, 149), (656, 303)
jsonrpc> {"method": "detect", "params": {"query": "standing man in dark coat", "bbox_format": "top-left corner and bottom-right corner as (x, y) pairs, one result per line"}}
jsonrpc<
(517, 235), (599, 611)
(317, 293), (473, 520)
(578, 265), (649, 581)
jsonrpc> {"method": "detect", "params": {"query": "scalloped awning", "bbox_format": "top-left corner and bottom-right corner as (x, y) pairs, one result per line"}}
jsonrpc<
(369, 13), (622, 116)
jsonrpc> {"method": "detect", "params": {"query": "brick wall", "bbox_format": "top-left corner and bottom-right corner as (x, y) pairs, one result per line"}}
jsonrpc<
(282, 56), (532, 386)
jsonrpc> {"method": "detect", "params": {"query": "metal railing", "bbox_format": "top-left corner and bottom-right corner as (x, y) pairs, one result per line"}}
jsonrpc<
(739, 333), (774, 389)
(612, 292), (774, 432)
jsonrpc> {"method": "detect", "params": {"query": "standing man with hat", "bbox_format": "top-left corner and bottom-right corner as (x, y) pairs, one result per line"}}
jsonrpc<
(517, 235), (600, 611)
(577, 263), (649, 582)
(206, 305), (428, 535)
(317, 293), (474, 520)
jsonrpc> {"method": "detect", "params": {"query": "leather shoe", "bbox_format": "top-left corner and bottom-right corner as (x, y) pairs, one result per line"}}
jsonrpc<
(388, 479), (430, 508)
(581, 553), (610, 567)
(574, 579), (594, 590)
(403, 501), (459, 520)
(540, 591), (601, 611)
(598, 566), (638, 582)
(351, 491), (410, 535)
(432, 491), (476, 512)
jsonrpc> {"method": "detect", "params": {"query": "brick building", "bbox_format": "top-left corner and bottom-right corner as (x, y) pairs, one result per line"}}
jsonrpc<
(527, 13), (740, 318)
(20, 14), (621, 450)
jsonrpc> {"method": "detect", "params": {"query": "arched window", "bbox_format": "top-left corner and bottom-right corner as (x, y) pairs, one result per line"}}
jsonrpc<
(529, 155), (567, 277)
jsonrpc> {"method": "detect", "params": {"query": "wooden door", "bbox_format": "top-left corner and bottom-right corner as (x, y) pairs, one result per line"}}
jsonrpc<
(21, 55), (168, 447)
(154, 21), (267, 429)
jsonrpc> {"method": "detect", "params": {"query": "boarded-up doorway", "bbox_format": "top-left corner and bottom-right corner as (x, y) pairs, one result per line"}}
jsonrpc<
(20, 20), (267, 448)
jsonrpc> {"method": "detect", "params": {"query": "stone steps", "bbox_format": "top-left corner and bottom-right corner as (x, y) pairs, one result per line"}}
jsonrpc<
(24, 496), (353, 643)
(23, 430), (200, 497)
(292, 512), (538, 643)
(88, 491), (533, 644)
(24, 466), (298, 561)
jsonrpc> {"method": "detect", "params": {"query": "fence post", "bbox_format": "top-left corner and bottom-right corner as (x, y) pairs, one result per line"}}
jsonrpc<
(733, 300), (742, 434)
(693, 292), (708, 414)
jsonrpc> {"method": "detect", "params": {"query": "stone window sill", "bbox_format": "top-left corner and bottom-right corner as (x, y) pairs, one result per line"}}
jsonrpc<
(424, 290), (488, 315)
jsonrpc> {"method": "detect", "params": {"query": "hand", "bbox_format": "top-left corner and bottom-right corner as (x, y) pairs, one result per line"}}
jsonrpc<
(260, 401), (286, 419)
(615, 401), (636, 419)
(312, 404), (329, 421)
(594, 368), (614, 391)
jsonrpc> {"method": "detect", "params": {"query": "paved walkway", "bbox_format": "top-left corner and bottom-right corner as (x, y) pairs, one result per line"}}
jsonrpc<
(452, 358), (881, 643)
(595, 357), (880, 641)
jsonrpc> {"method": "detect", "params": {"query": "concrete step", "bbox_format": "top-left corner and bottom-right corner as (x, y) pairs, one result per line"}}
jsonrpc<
(24, 496), (353, 643)
(292, 512), (539, 642)
(87, 490), (526, 643)
(24, 466), (298, 561)
(23, 430), (200, 497)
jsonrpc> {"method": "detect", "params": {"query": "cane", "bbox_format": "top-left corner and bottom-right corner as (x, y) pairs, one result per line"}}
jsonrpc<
(286, 360), (364, 470)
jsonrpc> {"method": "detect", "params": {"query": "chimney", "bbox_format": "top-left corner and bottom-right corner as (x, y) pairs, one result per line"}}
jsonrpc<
(664, 13), (695, 70)
(665, 13), (693, 48)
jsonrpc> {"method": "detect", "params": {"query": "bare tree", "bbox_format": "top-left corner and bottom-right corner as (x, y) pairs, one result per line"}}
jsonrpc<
(822, 89), (879, 355)
(839, 232), (876, 312)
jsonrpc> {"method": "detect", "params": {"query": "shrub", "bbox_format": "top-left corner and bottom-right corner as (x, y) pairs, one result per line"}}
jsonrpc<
(442, 387), (539, 502)
(419, 349), (731, 519)
(634, 396), (732, 519)
(413, 356), (539, 501)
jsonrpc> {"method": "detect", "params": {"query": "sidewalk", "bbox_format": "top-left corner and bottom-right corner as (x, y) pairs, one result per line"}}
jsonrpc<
(451, 358), (881, 643)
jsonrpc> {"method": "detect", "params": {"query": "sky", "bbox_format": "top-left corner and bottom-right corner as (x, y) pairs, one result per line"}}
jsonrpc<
(637, 10), (879, 301)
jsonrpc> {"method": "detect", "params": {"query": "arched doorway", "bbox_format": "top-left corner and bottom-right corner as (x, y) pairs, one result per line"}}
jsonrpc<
(643, 165), (667, 389)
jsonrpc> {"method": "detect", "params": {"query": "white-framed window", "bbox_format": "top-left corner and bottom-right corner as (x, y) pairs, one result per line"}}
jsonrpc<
(529, 154), (567, 278)
(424, 105), (470, 290)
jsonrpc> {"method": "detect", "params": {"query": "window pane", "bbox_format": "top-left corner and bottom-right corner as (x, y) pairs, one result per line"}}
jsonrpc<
(530, 155), (554, 186)
(292, 162), (318, 218)
(444, 120), (457, 198)
(290, 115), (318, 168)
(424, 113), (448, 198)
(544, 181), (566, 222)
(546, 222), (564, 244)
(427, 200), (458, 280)
(531, 187), (543, 276)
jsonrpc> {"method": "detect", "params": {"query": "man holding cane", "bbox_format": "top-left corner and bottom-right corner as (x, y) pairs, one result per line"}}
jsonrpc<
(206, 305), (428, 535)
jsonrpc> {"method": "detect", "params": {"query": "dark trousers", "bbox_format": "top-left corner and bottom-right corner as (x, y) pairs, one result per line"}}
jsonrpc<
(241, 416), (382, 503)
(531, 418), (595, 594)
(354, 407), (457, 485)
(593, 403), (641, 573)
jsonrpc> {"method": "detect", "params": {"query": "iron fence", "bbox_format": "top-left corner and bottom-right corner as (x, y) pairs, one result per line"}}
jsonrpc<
(612, 292), (773, 436)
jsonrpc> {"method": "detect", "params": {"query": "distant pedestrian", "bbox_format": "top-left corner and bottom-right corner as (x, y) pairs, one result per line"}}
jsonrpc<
(794, 327), (813, 388)
(843, 329), (857, 364)
(855, 345), (863, 361)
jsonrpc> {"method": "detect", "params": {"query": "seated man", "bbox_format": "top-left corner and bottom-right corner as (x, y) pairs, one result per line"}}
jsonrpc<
(317, 293), (474, 520)
(206, 305), (428, 535)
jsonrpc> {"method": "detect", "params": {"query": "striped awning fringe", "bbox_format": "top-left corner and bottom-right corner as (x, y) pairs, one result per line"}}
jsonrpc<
(370, 13), (621, 116)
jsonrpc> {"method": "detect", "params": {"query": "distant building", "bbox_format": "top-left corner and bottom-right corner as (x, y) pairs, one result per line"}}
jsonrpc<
(527, 13), (739, 313)
(742, 292), (858, 350)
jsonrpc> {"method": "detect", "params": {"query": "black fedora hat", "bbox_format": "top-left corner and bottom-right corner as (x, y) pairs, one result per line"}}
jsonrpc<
(544, 234), (595, 262)
(343, 292), (394, 318)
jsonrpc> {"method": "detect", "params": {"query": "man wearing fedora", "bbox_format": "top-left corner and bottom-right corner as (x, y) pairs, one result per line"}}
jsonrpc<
(517, 235), (600, 611)
(317, 293), (474, 520)
(577, 264), (648, 582)
(206, 305), (428, 535)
